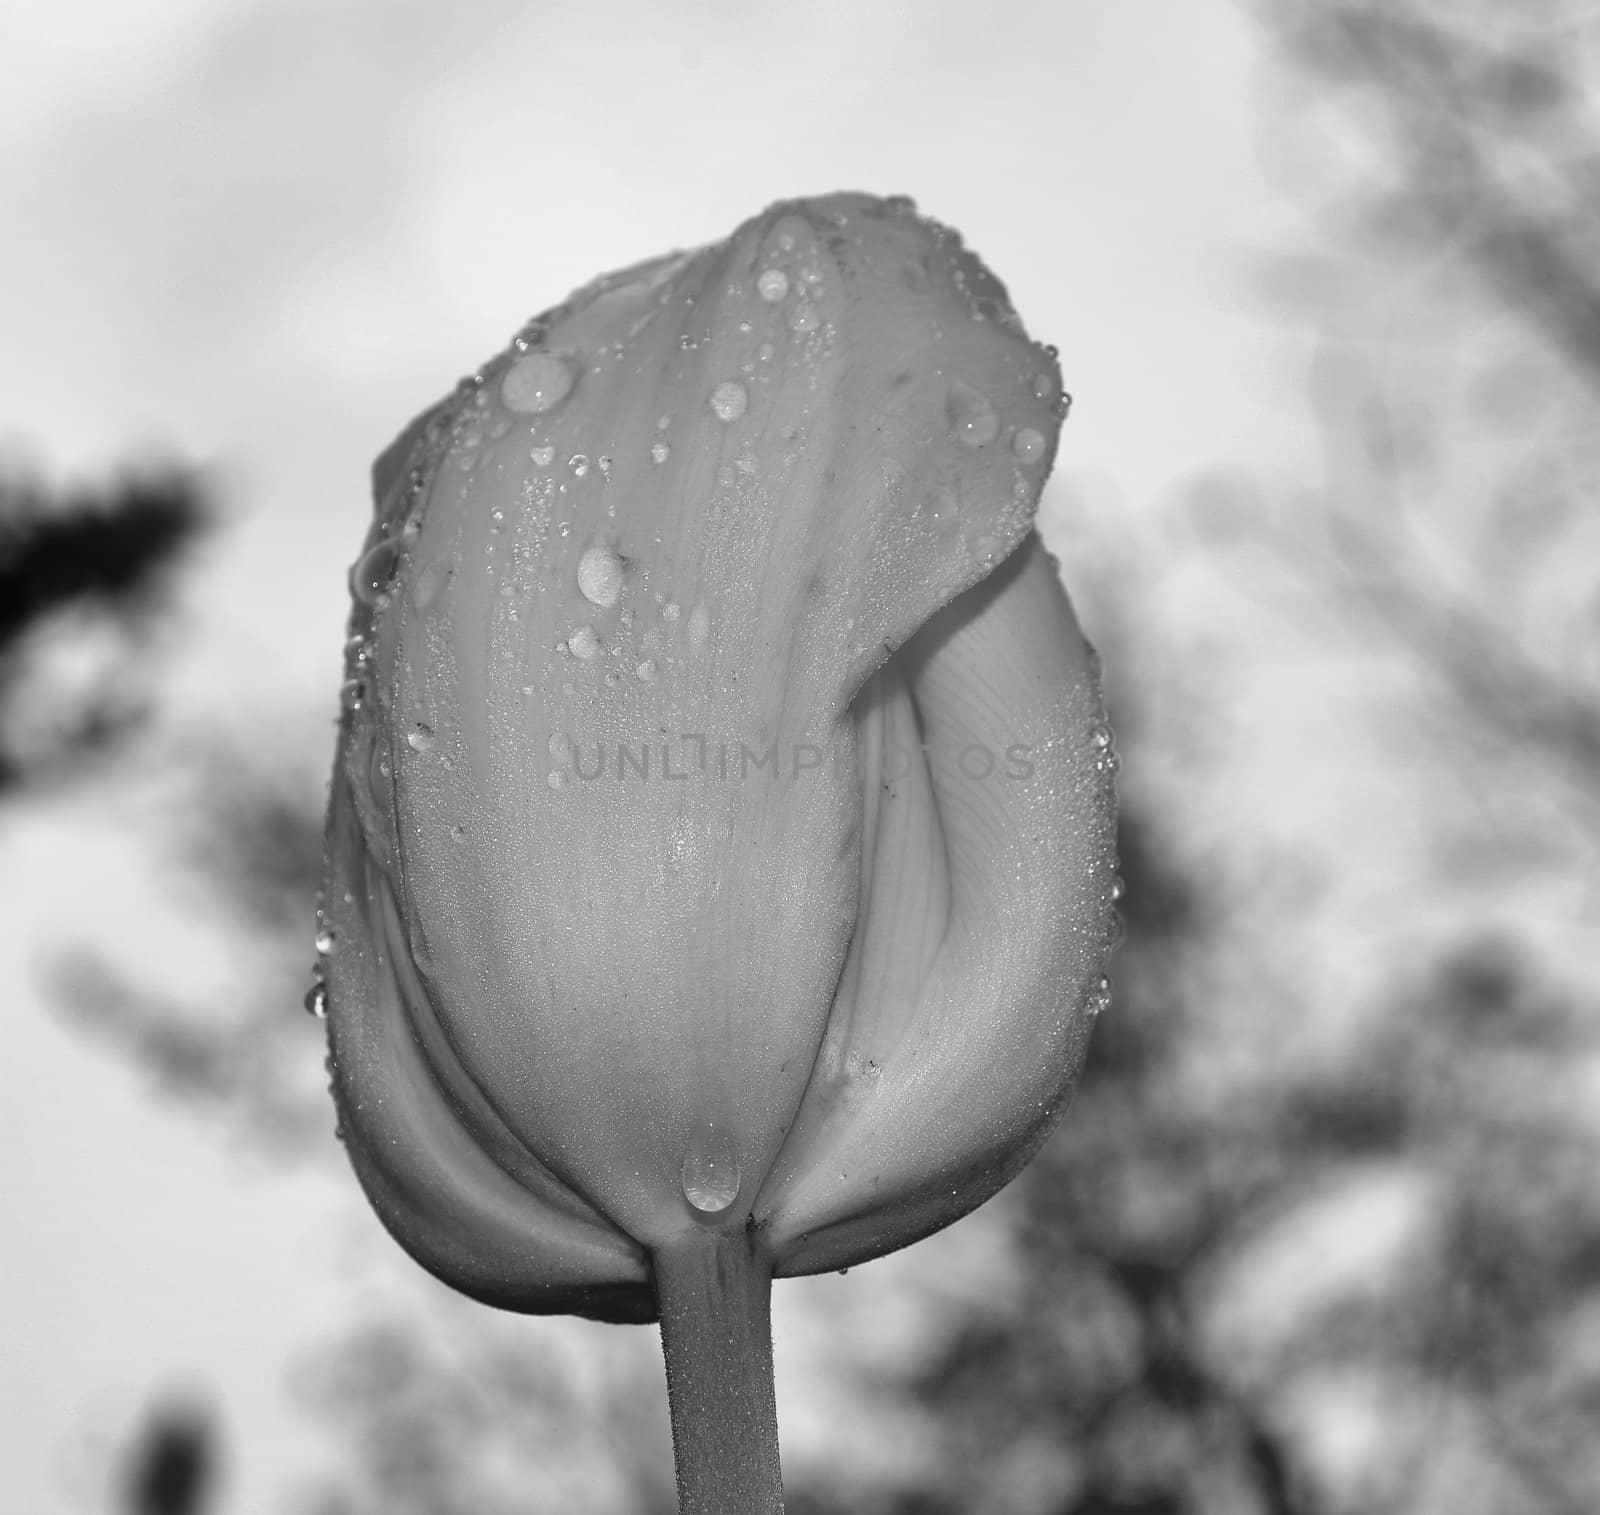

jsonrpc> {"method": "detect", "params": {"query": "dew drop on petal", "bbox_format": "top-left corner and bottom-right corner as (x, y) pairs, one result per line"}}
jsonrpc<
(314, 927), (337, 955)
(757, 268), (789, 302)
(407, 723), (436, 753)
(1012, 427), (1046, 464)
(501, 352), (577, 414)
(303, 978), (329, 1019)
(681, 1125), (741, 1213)
(709, 381), (748, 422)
(531, 444), (555, 468)
(577, 544), (625, 608)
(946, 381), (998, 447)
(661, 601), (680, 622)
(351, 540), (400, 605)
(568, 624), (601, 660)
(412, 562), (444, 614)
(687, 600), (710, 650)
(650, 441), (670, 464)
(569, 454), (590, 478)
(547, 733), (568, 761)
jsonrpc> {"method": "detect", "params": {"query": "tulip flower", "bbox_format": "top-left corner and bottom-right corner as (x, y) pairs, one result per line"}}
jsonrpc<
(315, 192), (1118, 1514)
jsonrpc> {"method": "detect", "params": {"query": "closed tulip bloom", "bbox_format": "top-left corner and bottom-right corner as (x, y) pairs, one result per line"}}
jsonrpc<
(317, 193), (1117, 1514)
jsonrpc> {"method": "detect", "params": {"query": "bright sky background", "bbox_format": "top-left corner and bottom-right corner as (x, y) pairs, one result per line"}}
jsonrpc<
(0, 3), (1340, 1511)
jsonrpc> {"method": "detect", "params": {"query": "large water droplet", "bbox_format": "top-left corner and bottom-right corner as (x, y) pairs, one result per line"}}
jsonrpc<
(757, 268), (789, 302)
(501, 352), (577, 414)
(946, 381), (998, 447)
(681, 1126), (742, 1213)
(303, 978), (329, 1019)
(351, 540), (400, 606)
(709, 381), (748, 422)
(687, 601), (710, 650)
(577, 544), (625, 608)
(407, 723), (436, 753)
(314, 926), (337, 955)
(1012, 427), (1046, 464)
(412, 562), (444, 613)
(568, 624), (601, 660)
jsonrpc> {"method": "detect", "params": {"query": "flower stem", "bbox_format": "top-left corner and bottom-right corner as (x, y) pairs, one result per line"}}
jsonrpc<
(653, 1226), (784, 1515)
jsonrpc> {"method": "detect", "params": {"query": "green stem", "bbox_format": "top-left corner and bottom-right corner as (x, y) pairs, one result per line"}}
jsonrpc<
(653, 1227), (784, 1515)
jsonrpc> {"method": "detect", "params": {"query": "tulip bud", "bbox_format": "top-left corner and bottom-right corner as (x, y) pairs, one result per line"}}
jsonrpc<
(317, 193), (1117, 1513)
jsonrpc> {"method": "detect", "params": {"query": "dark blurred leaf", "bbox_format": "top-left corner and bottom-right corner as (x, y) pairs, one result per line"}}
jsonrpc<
(0, 463), (209, 790)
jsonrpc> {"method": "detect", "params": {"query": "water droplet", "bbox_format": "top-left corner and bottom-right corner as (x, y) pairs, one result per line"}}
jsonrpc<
(788, 303), (819, 334)
(1088, 973), (1111, 1021)
(531, 444), (555, 468)
(408, 723), (436, 753)
(577, 544), (625, 608)
(303, 979), (329, 1019)
(597, 455), (613, 480)
(1033, 371), (1058, 403)
(946, 381), (998, 447)
(568, 624), (601, 660)
(757, 268), (790, 302)
(547, 733), (568, 761)
(661, 602), (680, 622)
(709, 381), (748, 422)
(1091, 724), (1113, 750)
(501, 352), (577, 414)
(687, 601), (710, 650)
(681, 1126), (741, 1213)
(650, 441), (670, 464)
(547, 769), (567, 790)
(1012, 427), (1046, 464)
(339, 678), (365, 712)
(636, 658), (658, 682)
(315, 927), (337, 955)
(1110, 874), (1126, 902)
(351, 540), (400, 606)
(569, 454), (590, 478)
(412, 562), (444, 613)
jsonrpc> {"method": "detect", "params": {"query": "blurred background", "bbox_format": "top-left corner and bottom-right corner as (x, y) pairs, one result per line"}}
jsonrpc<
(4, 1), (1598, 1512)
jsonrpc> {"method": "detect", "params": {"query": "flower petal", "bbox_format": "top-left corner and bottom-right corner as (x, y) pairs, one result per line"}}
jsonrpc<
(757, 536), (1117, 1273)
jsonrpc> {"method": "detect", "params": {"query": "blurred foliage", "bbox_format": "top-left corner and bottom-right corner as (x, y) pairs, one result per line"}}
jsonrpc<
(122, 1400), (218, 1515)
(0, 463), (209, 792)
(21, 4), (1600, 1513)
